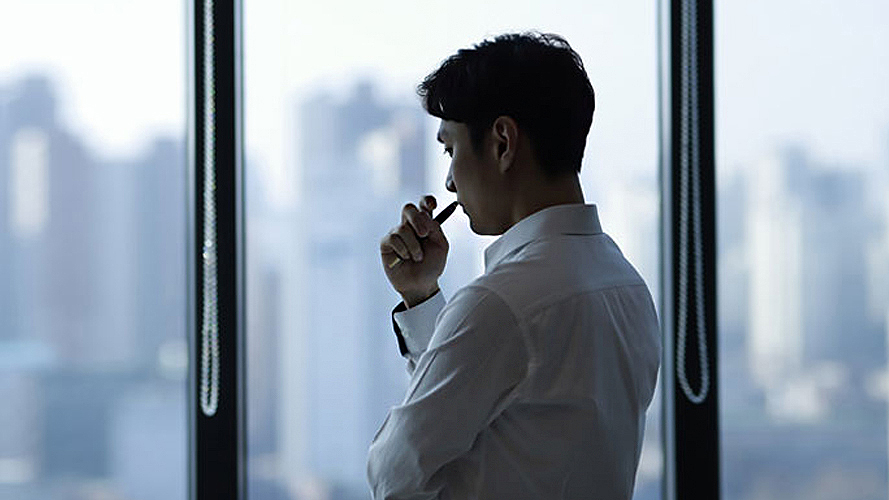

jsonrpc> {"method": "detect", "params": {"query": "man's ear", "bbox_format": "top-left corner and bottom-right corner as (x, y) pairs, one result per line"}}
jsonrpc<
(491, 115), (519, 174)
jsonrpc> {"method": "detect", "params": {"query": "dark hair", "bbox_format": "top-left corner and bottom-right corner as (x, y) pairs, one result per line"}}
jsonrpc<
(418, 32), (595, 177)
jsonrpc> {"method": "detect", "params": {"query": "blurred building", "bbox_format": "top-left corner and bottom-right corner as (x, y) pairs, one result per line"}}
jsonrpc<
(801, 168), (878, 373)
(745, 149), (806, 403)
(744, 146), (883, 421)
(281, 81), (429, 499)
(0, 75), (187, 499)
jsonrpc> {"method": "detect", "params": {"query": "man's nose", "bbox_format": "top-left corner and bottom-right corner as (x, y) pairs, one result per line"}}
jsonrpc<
(445, 171), (456, 192)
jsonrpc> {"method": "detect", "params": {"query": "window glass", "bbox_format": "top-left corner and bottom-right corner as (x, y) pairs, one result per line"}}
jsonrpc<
(0, 2), (187, 499)
(716, 1), (889, 498)
(244, 2), (661, 498)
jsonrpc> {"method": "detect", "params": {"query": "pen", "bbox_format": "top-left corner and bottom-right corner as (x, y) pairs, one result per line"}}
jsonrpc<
(388, 201), (459, 268)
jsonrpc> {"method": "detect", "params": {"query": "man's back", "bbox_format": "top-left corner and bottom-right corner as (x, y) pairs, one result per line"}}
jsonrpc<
(369, 204), (660, 499)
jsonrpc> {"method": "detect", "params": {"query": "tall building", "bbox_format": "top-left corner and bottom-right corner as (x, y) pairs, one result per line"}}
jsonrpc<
(1, 77), (66, 350)
(746, 149), (805, 398)
(0, 81), (14, 340)
(0, 75), (137, 368)
(0, 75), (188, 498)
(132, 137), (187, 370)
(244, 162), (303, 498)
(745, 146), (883, 421)
(800, 168), (877, 374)
(0, 76), (95, 489)
(716, 167), (762, 419)
(284, 81), (429, 498)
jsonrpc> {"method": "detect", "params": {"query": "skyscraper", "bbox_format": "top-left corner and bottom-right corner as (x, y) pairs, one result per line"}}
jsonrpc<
(286, 81), (428, 498)
(0, 74), (188, 498)
(746, 149), (805, 399)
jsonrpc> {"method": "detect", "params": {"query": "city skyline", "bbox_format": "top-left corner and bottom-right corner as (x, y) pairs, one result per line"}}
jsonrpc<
(0, 74), (188, 500)
(5, 0), (888, 203)
(3, 10), (889, 494)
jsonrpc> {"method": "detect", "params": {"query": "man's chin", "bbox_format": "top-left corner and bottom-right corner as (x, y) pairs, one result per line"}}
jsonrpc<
(467, 217), (483, 235)
(468, 218), (503, 236)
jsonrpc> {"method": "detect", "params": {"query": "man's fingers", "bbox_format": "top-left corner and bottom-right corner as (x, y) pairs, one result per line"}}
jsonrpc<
(402, 203), (432, 238)
(395, 225), (423, 261)
(381, 232), (411, 261)
(420, 195), (437, 215)
(388, 198), (444, 264)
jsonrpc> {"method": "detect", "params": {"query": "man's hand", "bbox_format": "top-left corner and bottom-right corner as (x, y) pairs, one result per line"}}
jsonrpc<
(380, 195), (448, 307)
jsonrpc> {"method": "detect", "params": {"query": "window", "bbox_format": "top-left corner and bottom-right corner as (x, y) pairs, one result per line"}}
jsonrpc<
(0, 1), (187, 499)
(242, 2), (662, 499)
(716, 1), (889, 498)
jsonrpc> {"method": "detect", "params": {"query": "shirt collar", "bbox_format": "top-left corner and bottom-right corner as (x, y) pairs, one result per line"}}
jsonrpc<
(483, 203), (602, 273)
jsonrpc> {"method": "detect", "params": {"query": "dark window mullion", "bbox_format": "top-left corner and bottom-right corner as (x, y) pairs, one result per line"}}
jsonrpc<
(190, 0), (245, 498)
(659, 0), (720, 498)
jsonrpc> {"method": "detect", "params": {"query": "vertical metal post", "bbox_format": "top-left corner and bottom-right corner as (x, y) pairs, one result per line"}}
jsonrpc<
(659, 0), (720, 498)
(189, 0), (245, 497)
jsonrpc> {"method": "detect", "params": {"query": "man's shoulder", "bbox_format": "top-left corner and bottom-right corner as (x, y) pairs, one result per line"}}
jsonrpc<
(456, 261), (556, 327)
(472, 238), (650, 319)
(444, 281), (511, 319)
(431, 283), (525, 349)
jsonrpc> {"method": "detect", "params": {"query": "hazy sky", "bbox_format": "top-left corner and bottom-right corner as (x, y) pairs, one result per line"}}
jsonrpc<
(0, 0), (187, 159)
(716, 0), (889, 171)
(2, 0), (888, 201)
(241, 0), (660, 205)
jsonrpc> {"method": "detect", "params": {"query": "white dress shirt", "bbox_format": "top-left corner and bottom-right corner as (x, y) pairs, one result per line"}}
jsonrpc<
(368, 204), (661, 500)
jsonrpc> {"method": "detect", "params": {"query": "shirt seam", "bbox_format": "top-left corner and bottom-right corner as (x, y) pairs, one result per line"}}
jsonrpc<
(487, 230), (605, 271)
(458, 284), (535, 385)
(509, 281), (650, 322)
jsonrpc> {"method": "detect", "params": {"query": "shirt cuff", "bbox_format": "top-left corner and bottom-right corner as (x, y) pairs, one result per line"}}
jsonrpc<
(392, 290), (446, 357)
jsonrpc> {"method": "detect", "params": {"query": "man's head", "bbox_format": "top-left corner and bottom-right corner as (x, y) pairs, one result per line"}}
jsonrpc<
(419, 32), (595, 235)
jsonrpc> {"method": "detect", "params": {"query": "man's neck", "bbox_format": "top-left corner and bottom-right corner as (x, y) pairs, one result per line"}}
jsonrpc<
(509, 174), (585, 228)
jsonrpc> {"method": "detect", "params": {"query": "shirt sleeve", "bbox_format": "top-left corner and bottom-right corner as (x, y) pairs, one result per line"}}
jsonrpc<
(391, 289), (446, 374)
(368, 285), (529, 500)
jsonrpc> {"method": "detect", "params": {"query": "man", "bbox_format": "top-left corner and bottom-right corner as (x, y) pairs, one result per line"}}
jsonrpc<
(369, 32), (660, 499)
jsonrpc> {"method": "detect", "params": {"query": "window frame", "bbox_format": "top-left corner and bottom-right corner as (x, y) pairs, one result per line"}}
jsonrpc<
(187, 0), (722, 498)
(659, 0), (721, 498)
(189, 0), (247, 498)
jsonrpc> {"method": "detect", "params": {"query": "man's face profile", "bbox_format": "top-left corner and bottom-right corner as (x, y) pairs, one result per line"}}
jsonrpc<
(439, 119), (505, 236)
